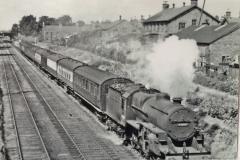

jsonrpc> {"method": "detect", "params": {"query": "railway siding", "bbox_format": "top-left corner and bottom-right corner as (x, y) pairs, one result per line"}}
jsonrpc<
(2, 55), (50, 160)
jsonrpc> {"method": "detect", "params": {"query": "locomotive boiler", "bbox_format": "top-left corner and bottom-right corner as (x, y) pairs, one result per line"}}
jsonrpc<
(132, 92), (198, 142)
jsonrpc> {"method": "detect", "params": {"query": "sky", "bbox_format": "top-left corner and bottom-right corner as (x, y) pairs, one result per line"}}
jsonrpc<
(0, 0), (239, 30)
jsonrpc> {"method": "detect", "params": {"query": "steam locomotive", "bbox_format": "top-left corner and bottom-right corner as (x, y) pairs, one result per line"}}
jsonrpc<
(16, 40), (210, 160)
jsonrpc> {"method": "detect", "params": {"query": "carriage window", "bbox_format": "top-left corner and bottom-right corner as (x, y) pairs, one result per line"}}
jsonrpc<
(82, 79), (85, 88)
(93, 86), (95, 96)
(90, 83), (94, 94)
(82, 78), (84, 87)
(86, 80), (89, 90)
(78, 76), (81, 85)
(95, 87), (98, 96)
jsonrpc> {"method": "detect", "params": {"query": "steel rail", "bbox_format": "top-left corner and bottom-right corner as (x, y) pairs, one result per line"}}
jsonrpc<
(4, 52), (51, 160)
(2, 54), (23, 160)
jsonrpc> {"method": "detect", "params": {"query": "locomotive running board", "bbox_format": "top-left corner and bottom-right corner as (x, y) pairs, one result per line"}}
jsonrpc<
(166, 151), (211, 156)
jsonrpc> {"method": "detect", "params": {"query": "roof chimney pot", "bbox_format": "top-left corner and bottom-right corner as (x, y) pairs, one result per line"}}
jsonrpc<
(191, 0), (198, 6)
(172, 3), (175, 8)
(162, 1), (170, 10)
(226, 10), (231, 19)
(183, 2), (186, 7)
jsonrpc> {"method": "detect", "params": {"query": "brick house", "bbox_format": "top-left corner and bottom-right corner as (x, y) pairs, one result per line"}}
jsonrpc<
(42, 24), (97, 43)
(101, 19), (143, 42)
(143, 0), (219, 38)
(176, 23), (240, 75)
(42, 24), (81, 42)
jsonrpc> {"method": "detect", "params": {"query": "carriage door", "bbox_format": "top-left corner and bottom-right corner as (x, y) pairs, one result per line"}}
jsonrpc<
(120, 98), (127, 125)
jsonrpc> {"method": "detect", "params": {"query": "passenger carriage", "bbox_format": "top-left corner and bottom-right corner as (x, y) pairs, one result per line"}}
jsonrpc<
(57, 58), (86, 91)
(73, 66), (132, 112)
(44, 52), (67, 78)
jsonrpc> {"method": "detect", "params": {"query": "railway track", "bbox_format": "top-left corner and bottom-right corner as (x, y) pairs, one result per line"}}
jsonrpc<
(2, 52), (51, 160)
(9, 48), (133, 160)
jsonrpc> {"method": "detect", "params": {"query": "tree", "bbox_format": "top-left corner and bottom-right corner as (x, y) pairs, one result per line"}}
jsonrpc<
(56, 15), (72, 25)
(76, 20), (85, 27)
(11, 24), (19, 37)
(38, 16), (56, 32)
(19, 15), (38, 36)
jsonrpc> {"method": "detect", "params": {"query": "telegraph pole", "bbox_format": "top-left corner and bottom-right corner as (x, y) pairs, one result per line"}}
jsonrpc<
(198, 0), (206, 26)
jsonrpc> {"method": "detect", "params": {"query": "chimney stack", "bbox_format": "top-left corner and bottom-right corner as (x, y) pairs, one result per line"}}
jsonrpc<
(183, 2), (186, 7)
(119, 15), (122, 20)
(172, 97), (183, 104)
(172, 3), (175, 8)
(226, 10), (231, 19)
(162, 1), (170, 10)
(191, 0), (198, 6)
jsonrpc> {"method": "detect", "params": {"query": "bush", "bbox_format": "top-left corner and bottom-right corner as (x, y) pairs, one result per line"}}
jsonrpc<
(186, 97), (203, 106)
(207, 124), (220, 136)
(193, 72), (238, 95)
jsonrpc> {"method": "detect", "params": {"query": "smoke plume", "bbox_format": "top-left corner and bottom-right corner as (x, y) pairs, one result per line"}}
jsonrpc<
(127, 36), (199, 97)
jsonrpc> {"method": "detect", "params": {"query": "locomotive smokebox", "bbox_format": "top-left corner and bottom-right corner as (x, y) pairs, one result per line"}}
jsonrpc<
(172, 97), (183, 104)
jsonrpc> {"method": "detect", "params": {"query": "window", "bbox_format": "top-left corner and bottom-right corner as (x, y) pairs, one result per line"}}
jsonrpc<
(192, 19), (197, 26)
(205, 19), (209, 24)
(179, 22), (186, 30)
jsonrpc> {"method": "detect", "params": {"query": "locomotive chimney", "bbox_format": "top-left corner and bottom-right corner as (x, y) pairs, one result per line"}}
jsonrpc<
(172, 97), (183, 104)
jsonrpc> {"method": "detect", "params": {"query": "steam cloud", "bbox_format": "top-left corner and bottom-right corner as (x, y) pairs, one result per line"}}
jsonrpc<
(127, 36), (199, 97)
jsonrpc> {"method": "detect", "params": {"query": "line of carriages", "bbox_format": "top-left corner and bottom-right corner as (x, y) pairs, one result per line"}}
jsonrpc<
(18, 40), (132, 121)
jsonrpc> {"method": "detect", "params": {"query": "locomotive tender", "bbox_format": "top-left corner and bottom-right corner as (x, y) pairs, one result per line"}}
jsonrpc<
(17, 40), (210, 160)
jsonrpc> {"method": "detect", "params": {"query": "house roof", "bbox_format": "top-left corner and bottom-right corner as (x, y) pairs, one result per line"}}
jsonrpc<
(176, 22), (240, 44)
(143, 5), (219, 24)
(101, 20), (127, 31)
(43, 25), (84, 35)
